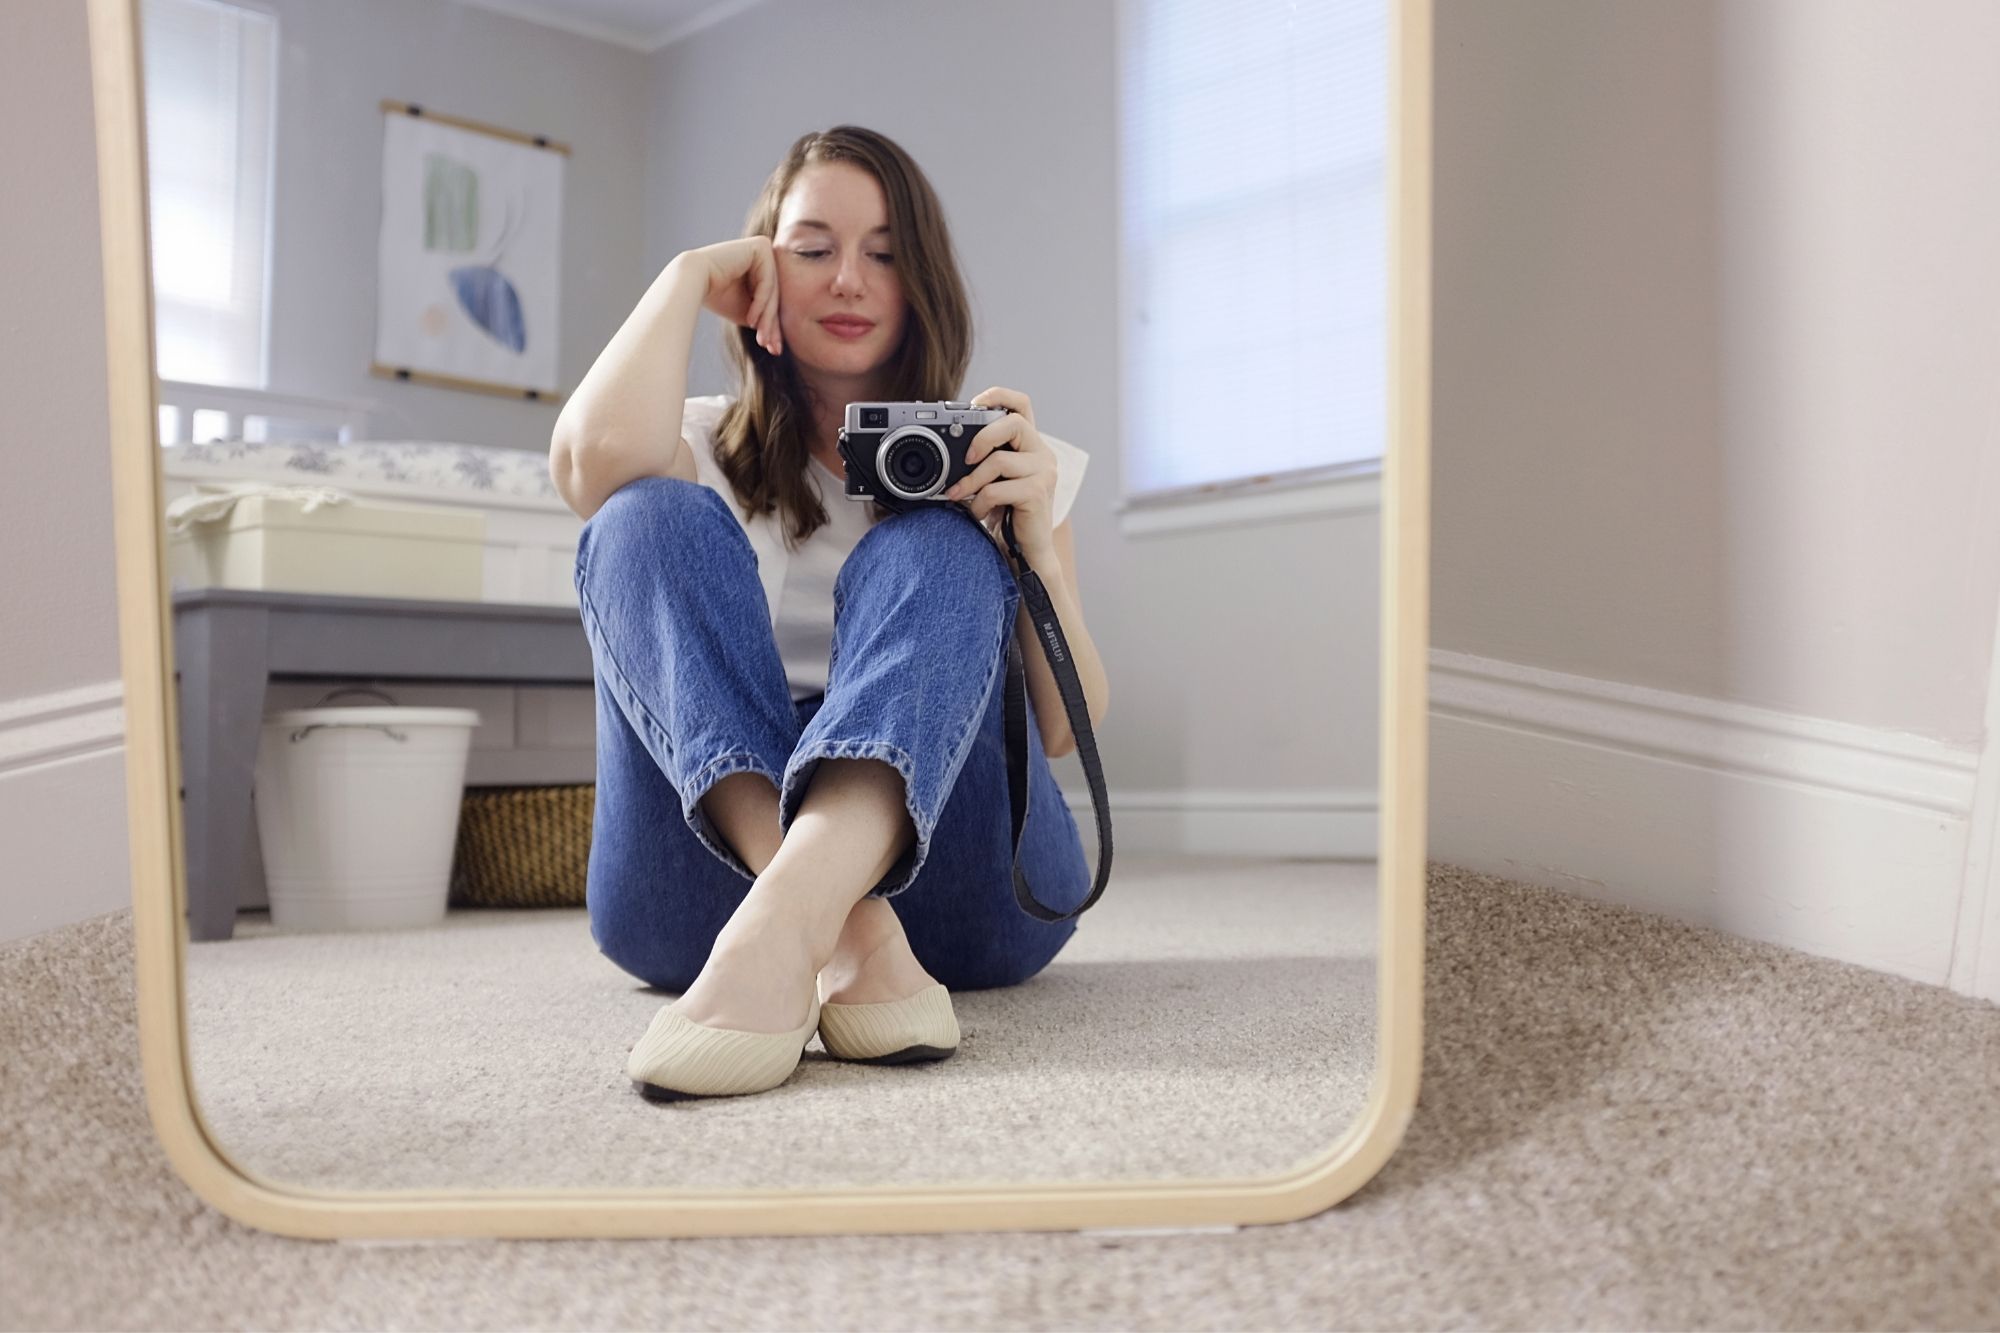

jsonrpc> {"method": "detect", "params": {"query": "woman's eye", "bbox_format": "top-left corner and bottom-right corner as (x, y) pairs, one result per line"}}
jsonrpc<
(794, 251), (893, 264)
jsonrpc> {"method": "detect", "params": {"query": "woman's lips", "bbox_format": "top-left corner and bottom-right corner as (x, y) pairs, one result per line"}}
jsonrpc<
(820, 318), (875, 339)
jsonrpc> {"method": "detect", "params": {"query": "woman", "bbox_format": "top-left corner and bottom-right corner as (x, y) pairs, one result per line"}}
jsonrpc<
(549, 126), (1111, 1103)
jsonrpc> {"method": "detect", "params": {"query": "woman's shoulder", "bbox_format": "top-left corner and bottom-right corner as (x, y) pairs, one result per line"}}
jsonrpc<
(681, 394), (736, 453)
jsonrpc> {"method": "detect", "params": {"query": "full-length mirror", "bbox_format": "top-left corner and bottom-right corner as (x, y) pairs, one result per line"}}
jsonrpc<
(139, 0), (1401, 1197)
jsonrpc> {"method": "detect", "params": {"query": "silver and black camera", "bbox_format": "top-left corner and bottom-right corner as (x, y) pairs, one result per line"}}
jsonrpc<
(835, 401), (1012, 512)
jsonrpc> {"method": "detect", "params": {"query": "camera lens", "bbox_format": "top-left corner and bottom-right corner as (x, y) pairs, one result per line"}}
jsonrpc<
(880, 433), (944, 497)
(861, 407), (889, 429)
(895, 449), (931, 484)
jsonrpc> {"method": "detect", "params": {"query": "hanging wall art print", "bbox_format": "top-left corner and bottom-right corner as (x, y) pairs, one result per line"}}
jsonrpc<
(372, 101), (566, 401)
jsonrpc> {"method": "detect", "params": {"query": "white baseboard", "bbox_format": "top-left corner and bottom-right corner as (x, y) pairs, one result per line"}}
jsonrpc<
(1058, 787), (1377, 859)
(28, 656), (1992, 1004)
(0, 682), (133, 945)
(1428, 648), (1989, 998)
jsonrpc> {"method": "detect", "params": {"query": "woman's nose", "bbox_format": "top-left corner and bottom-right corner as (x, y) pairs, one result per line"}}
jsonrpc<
(832, 257), (865, 297)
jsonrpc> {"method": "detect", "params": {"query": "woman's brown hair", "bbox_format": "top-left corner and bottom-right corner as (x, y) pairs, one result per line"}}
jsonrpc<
(710, 126), (975, 551)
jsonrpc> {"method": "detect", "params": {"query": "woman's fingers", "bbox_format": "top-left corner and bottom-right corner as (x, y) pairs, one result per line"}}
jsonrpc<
(759, 246), (781, 355)
(741, 245), (774, 353)
(948, 438), (1045, 501)
(965, 477), (1037, 520)
(966, 412), (1031, 466)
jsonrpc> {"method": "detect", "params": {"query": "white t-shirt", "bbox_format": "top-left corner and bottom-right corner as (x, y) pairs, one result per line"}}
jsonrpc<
(679, 394), (1089, 702)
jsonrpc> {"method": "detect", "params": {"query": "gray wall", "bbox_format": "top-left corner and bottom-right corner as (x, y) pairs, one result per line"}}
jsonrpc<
(1433, 0), (2000, 747)
(641, 0), (1374, 799)
(269, 0), (1371, 799)
(259, 0), (651, 451)
(3, 2), (121, 701)
(0, 0), (132, 944)
(19, 0), (1995, 943)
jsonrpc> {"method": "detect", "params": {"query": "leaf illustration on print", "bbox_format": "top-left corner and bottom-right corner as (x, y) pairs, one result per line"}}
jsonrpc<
(447, 189), (532, 354)
(449, 265), (527, 353)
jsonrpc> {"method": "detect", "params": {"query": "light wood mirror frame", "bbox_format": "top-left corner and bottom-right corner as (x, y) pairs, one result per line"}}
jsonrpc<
(86, 0), (1432, 1240)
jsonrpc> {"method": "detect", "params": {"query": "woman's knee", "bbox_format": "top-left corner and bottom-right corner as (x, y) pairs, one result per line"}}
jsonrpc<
(578, 476), (735, 579)
(844, 504), (1011, 600)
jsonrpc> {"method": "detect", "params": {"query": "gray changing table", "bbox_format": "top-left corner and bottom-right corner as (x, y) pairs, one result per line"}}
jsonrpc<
(172, 587), (595, 942)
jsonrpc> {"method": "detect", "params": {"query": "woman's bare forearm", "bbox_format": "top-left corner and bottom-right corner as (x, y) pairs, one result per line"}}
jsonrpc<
(550, 251), (706, 520)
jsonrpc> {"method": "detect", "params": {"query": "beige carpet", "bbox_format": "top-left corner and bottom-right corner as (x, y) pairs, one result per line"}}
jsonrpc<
(179, 854), (1379, 1191)
(3, 863), (1997, 1330)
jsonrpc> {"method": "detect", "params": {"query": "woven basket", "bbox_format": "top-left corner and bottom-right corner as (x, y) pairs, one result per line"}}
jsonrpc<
(449, 784), (594, 909)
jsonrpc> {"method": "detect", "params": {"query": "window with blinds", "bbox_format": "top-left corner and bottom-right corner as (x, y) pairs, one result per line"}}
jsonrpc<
(141, 0), (276, 390)
(1120, 0), (1389, 503)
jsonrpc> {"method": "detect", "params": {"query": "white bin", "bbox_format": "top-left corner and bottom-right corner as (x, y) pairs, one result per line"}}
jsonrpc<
(254, 696), (482, 932)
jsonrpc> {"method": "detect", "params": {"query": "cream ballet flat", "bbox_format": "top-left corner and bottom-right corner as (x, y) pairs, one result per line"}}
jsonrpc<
(626, 990), (823, 1102)
(815, 977), (961, 1065)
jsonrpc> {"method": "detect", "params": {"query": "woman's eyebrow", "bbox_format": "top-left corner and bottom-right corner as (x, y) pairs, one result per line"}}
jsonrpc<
(789, 221), (892, 236)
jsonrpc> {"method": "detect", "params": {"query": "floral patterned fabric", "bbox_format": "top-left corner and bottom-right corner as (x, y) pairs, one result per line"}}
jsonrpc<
(160, 439), (560, 501)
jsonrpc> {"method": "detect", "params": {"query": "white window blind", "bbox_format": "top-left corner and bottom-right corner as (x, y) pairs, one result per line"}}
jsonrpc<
(141, 0), (276, 390)
(1120, 0), (1388, 501)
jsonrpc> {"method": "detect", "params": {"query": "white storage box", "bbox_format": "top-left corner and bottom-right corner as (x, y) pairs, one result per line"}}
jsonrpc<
(254, 701), (482, 932)
(168, 490), (486, 601)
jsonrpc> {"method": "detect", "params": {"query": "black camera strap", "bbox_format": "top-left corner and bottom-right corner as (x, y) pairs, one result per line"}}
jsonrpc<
(839, 416), (1112, 921)
(966, 505), (1114, 923)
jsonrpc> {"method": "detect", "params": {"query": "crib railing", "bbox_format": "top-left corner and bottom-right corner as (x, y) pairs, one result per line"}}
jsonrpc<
(156, 379), (373, 445)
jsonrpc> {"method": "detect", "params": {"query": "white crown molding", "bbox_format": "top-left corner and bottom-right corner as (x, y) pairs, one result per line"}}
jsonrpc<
(645, 0), (767, 50)
(450, 0), (767, 53)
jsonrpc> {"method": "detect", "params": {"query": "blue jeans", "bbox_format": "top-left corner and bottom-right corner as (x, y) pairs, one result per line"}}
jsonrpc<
(572, 475), (1091, 994)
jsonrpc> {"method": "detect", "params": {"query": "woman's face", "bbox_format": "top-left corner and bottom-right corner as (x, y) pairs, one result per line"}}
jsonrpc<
(771, 161), (908, 388)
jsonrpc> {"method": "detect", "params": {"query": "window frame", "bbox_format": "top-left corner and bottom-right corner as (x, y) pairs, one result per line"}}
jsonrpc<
(1113, 0), (1389, 538)
(142, 0), (280, 391)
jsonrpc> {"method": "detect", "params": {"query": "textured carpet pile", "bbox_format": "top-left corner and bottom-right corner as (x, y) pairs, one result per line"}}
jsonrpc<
(2, 860), (1996, 1330)
(177, 856), (1377, 1192)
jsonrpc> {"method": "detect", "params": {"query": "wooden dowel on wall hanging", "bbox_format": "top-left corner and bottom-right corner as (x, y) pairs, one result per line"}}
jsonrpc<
(369, 362), (564, 404)
(378, 99), (570, 155)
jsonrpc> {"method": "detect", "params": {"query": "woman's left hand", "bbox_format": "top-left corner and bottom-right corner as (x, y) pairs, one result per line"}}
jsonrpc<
(944, 387), (1058, 559)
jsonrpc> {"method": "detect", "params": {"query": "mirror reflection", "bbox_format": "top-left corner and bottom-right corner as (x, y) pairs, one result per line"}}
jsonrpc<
(154, 0), (1387, 1192)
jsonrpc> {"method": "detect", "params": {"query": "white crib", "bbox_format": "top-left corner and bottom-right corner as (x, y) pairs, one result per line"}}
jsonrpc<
(155, 379), (584, 609)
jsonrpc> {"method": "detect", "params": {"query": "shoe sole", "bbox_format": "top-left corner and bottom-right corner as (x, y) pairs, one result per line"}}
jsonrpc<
(837, 1043), (957, 1066)
(634, 1038), (953, 1098)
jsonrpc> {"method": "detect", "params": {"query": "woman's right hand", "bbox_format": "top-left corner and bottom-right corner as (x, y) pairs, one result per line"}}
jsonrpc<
(682, 237), (782, 357)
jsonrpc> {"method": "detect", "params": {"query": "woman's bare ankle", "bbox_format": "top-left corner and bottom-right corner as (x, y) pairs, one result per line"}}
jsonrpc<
(669, 895), (822, 1034)
(820, 896), (937, 1005)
